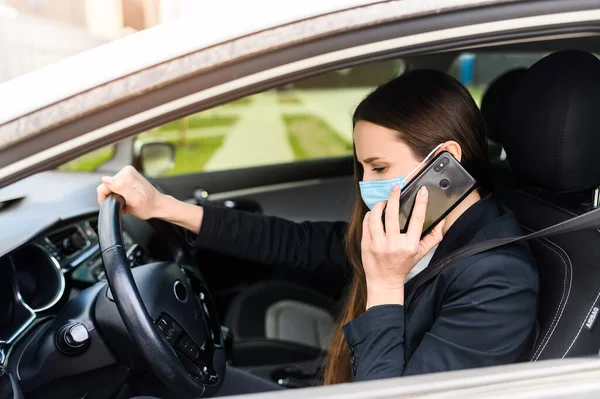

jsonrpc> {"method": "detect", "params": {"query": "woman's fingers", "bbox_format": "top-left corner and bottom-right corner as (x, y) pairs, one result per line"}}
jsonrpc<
(369, 201), (386, 243)
(101, 166), (141, 203)
(384, 184), (401, 235)
(96, 183), (112, 206)
(406, 186), (429, 246)
(362, 211), (372, 249)
(420, 219), (446, 255)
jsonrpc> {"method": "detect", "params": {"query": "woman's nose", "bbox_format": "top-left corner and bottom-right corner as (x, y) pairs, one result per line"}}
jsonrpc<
(362, 172), (374, 182)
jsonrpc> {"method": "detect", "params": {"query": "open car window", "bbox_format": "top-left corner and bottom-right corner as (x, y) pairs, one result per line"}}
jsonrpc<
(55, 51), (594, 176)
(56, 59), (407, 176)
(133, 59), (407, 177)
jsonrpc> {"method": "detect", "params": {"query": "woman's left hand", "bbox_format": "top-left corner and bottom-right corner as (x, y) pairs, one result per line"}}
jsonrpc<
(362, 185), (445, 309)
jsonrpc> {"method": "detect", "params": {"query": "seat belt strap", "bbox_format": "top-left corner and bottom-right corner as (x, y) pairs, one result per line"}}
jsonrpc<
(405, 206), (600, 301)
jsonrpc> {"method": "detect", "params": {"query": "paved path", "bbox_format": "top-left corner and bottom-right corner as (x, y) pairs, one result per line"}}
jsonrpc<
(199, 88), (373, 170)
(137, 127), (229, 143)
(293, 88), (372, 142)
(149, 86), (484, 173)
(203, 91), (295, 171)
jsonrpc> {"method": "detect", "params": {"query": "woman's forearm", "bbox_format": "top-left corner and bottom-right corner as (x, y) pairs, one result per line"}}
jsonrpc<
(153, 192), (350, 275)
(156, 194), (204, 234)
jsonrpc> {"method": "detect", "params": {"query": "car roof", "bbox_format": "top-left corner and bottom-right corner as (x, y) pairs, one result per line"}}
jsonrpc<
(0, 0), (506, 127)
(0, 0), (378, 125)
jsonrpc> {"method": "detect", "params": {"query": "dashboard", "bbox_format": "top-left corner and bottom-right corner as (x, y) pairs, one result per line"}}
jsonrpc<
(0, 214), (151, 353)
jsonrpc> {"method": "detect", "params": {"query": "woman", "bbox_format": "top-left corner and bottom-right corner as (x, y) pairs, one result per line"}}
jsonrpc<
(98, 70), (539, 394)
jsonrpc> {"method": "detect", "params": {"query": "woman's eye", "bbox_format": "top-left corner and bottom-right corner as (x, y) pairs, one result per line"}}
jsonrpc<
(372, 167), (386, 173)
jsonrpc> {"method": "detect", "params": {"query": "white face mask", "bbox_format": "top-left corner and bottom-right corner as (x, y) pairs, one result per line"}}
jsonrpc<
(358, 144), (443, 210)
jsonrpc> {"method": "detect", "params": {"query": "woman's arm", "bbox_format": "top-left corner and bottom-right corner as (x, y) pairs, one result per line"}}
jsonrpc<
(190, 202), (348, 271)
(342, 254), (539, 381)
(97, 166), (349, 272)
(157, 194), (205, 233)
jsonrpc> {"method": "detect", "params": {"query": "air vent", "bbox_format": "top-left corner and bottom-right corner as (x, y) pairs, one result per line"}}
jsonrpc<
(47, 226), (88, 257)
(89, 219), (98, 236)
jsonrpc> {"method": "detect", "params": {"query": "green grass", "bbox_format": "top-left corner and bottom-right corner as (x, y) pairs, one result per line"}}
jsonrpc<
(162, 135), (225, 176)
(157, 115), (238, 132)
(283, 114), (353, 160)
(467, 86), (485, 107)
(58, 146), (115, 172)
(221, 96), (253, 107)
(277, 91), (303, 105)
(139, 114), (233, 176)
(57, 112), (234, 175)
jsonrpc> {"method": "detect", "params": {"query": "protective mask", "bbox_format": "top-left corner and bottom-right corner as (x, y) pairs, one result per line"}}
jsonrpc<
(359, 144), (443, 210)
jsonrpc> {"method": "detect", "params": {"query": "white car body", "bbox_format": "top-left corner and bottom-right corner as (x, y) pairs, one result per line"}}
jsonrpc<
(3, 1), (600, 397)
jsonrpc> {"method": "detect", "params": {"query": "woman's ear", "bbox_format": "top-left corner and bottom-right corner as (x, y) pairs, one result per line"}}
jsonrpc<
(440, 141), (462, 162)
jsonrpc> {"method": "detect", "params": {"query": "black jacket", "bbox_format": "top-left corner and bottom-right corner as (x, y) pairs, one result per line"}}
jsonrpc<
(193, 195), (539, 382)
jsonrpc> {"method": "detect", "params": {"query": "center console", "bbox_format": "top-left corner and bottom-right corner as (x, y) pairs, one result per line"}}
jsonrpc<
(241, 358), (324, 388)
(227, 338), (325, 388)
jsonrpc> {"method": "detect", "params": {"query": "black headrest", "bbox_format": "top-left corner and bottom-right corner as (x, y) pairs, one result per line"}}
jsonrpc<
(481, 67), (527, 144)
(503, 50), (600, 192)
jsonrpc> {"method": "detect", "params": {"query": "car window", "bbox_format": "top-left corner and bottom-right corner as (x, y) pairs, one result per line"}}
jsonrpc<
(134, 59), (406, 177)
(57, 145), (116, 173)
(447, 51), (549, 106)
(58, 52), (552, 176)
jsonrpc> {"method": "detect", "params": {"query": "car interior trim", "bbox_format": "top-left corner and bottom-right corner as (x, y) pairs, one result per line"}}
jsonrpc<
(207, 178), (329, 202)
(67, 243), (100, 271)
(449, 31), (599, 51)
(0, 259), (36, 347)
(28, 243), (66, 313)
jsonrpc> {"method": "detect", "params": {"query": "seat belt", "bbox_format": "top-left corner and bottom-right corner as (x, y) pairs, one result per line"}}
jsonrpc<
(404, 205), (600, 302)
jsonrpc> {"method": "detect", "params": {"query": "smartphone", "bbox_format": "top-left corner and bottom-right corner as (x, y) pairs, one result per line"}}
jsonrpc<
(388, 151), (477, 237)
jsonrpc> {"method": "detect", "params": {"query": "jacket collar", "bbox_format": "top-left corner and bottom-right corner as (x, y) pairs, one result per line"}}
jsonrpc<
(429, 194), (501, 265)
(404, 194), (502, 307)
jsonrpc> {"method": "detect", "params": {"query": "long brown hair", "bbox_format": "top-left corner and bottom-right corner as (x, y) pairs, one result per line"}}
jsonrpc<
(322, 69), (491, 385)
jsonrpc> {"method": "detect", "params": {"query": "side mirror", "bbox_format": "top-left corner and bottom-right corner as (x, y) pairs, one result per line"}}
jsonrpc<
(134, 141), (176, 177)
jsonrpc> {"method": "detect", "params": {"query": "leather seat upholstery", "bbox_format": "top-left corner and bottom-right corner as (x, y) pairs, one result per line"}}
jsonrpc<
(224, 281), (337, 366)
(480, 67), (528, 192)
(481, 67), (528, 152)
(502, 50), (600, 360)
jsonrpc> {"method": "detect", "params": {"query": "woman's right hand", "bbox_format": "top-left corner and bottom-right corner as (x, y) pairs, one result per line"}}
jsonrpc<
(96, 165), (166, 220)
(97, 165), (205, 233)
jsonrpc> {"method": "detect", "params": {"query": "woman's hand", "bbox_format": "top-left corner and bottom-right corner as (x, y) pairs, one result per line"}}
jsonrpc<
(361, 185), (445, 309)
(97, 165), (205, 233)
(96, 165), (167, 220)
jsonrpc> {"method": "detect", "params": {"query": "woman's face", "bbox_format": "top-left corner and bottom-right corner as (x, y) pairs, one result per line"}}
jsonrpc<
(354, 121), (421, 182)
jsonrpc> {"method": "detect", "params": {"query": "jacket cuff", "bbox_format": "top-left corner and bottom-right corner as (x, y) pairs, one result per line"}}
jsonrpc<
(342, 304), (404, 345)
(185, 204), (228, 248)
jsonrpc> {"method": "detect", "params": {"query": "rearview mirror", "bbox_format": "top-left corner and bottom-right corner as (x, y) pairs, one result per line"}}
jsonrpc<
(135, 141), (176, 177)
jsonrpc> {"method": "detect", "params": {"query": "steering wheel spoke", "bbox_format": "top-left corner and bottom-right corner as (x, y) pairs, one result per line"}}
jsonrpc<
(155, 313), (219, 384)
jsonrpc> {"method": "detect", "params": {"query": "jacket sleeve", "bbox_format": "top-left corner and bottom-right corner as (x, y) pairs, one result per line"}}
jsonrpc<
(342, 253), (539, 381)
(191, 204), (350, 272)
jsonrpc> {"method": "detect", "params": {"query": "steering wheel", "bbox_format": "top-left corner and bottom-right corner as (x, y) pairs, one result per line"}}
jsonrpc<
(98, 194), (226, 397)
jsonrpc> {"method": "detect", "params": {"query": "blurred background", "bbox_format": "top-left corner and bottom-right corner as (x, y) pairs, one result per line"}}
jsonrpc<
(0, 0), (195, 84)
(0, 0), (385, 84)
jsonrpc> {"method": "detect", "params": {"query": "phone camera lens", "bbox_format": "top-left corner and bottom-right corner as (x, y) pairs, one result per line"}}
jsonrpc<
(439, 179), (450, 189)
(434, 157), (449, 172)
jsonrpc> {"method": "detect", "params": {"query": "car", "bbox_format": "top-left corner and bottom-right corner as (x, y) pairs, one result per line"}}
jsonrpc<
(3, 0), (600, 398)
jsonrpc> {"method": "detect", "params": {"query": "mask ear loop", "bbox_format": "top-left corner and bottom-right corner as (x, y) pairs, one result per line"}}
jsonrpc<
(403, 143), (444, 183)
